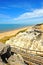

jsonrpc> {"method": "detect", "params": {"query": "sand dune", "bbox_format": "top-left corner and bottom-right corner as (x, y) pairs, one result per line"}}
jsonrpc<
(0, 26), (32, 39)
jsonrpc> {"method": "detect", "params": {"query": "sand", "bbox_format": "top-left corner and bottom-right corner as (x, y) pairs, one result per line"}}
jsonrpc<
(0, 26), (31, 39)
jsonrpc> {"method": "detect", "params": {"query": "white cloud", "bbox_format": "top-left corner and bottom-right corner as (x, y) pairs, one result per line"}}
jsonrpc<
(14, 9), (43, 20)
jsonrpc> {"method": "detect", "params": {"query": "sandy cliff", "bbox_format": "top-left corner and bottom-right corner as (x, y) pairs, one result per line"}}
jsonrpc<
(5, 24), (43, 51)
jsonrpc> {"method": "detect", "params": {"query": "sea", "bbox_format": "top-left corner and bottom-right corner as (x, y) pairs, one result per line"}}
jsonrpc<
(0, 24), (31, 33)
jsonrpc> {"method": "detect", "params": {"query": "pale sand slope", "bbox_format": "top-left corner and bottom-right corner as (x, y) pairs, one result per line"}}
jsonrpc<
(0, 26), (32, 39)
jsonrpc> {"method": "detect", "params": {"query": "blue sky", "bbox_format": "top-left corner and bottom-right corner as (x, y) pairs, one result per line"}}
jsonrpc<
(0, 0), (43, 24)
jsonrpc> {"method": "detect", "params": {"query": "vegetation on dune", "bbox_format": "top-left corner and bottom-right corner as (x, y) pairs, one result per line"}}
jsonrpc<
(0, 36), (11, 43)
(0, 29), (27, 43)
(35, 23), (43, 26)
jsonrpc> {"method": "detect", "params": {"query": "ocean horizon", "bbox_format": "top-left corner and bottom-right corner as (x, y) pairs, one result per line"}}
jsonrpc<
(0, 24), (33, 33)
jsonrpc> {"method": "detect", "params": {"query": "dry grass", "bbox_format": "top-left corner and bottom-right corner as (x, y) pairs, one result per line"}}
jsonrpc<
(0, 29), (27, 43)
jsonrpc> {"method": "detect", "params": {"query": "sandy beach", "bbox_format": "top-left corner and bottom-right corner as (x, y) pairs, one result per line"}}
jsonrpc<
(0, 26), (32, 40)
(0, 24), (43, 43)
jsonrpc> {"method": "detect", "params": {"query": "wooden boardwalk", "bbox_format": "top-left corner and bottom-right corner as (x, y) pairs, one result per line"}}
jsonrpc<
(11, 46), (43, 65)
